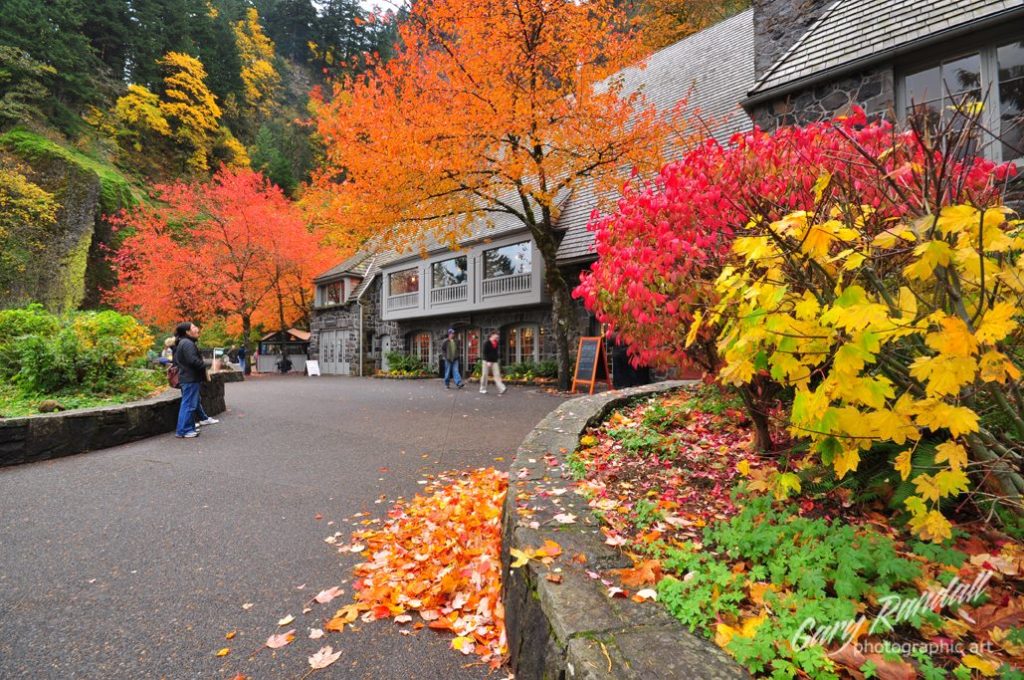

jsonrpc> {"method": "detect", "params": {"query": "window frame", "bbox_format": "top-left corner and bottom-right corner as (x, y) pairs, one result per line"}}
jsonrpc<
(482, 241), (533, 280)
(319, 280), (344, 307)
(430, 255), (469, 290)
(897, 41), (1023, 164)
(505, 324), (539, 364)
(408, 331), (432, 365)
(388, 268), (420, 297)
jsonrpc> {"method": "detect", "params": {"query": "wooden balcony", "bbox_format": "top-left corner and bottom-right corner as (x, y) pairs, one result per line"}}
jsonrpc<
(481, 273), (531, 298)
(386, 292), (419, 311)
(429, 283), (468, 306)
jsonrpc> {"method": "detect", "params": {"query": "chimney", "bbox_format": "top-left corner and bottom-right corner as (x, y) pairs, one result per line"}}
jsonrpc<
(752, 0), (834, 79)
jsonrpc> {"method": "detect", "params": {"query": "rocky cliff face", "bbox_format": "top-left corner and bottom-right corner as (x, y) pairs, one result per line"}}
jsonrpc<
(1, 131), (137, 312)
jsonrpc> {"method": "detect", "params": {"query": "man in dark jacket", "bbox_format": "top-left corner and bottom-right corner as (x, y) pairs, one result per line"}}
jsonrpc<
(173, 322), (207, 438)
(439, 328), (464, 389)
(480, 331), (506, 395)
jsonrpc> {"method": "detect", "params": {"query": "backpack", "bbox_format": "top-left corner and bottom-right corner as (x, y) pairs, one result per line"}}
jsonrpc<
(167, 364), (180, 388)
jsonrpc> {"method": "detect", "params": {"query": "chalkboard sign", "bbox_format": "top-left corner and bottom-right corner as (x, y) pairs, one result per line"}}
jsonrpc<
(571, 337), (611, 394)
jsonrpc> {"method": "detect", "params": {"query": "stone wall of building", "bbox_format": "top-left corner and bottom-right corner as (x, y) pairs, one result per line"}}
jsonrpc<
(751, 0), (832, 79)
(310, 277), (398, 375)
(749, 65), (895, 130)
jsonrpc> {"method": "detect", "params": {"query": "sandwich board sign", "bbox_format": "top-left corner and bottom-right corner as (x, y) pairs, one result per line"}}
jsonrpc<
(306, 360), (321, 376)
(571, 336), (611, 394)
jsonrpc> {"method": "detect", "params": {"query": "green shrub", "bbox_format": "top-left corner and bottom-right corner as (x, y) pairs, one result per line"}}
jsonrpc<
(0, 305), (153, 395)
(385, 351), (427, 374)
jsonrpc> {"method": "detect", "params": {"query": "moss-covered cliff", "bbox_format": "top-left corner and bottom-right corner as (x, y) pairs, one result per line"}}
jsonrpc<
(0, 130), (142, 311)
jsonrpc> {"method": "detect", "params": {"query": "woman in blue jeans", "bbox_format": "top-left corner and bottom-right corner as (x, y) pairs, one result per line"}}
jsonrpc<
(172, 322), (207, 438)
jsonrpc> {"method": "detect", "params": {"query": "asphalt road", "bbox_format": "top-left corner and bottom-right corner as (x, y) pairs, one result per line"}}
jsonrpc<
(0, 375), (565, 679)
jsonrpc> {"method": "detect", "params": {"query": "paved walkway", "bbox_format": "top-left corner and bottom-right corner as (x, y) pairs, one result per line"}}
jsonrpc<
(0, 375), (565, 679)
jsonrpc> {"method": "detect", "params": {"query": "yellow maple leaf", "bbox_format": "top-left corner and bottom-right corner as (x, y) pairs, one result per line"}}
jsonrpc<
(894, 450), (913, 481)
(509, 548), (534, 569)
(904, 240), (953, 280)
(934, 204), (979, 236)
(913, 473), (943, 502)
(736, 460), (751, 477)
(975, 302), (1018, 344)
(934, 441), (967, 471)
(833, 448), (860, 479)
(934, 468), (970, 497)
(979, 350), (1022, 384)
(685, 310), (703, 348)
(772, 472), (801, 500)
(914, 401), (979, 437)
(216, 648), (230, 657)
(961, 654), (1000, 677)
(909, 355), (977, 397)
(909, 509), (953, 542)
(926, 316), (979, 357)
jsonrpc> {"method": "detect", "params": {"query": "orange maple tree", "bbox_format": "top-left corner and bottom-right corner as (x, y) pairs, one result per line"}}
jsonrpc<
(309, 0), (685, 388)
(107, 167), (337, 345)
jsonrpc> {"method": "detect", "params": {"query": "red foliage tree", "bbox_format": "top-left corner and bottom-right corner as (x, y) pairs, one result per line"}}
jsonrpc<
(107, 167), (337, 346)
(574, 110), (1011, 449)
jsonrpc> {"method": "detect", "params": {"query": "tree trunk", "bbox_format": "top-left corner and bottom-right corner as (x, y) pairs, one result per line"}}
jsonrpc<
(529, 216), (578, 392)
(242, 313), (252, 354)
(739, 384), (774, 452)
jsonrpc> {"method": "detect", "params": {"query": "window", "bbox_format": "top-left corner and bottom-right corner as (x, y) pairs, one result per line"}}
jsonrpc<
(998, 41), (1024, 162)
(320, 281), (343, 306)
(431, 256), (468, 288)
(409, 331), (432, 364)
(505, 324), (539, 364)
(389, 268), (419, 296)
(901, 41), (1024, 163)
(483, 242), (532, 279)
(464, 328), (480, 367)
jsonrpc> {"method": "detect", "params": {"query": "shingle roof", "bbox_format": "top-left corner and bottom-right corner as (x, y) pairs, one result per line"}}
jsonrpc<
(313, 249), (377, 282)
(748, 0), (1024, 100)
(555, 9), (756, 262)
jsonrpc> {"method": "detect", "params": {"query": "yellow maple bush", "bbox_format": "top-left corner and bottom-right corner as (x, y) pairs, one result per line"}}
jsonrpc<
(712, 197), (1024, 541)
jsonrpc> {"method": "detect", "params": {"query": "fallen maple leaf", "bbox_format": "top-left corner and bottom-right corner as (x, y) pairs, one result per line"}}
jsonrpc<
(309, 628), (324, 639)
(215, 647), (230, 657)
(634, 588), (657, 601)
(308, 645), (342, 669)
(546, 573), (563, 584)
(265, 630), (295, 649)
(553, 513), (576, 524)
(277, 614), (295, 626)
(225, 631), (236, 640)
(314, 586), (344, 604)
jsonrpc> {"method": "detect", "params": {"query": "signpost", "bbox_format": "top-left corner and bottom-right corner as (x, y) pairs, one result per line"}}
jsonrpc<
(571, 336), (611, 394)
(306, 359), (321, 376)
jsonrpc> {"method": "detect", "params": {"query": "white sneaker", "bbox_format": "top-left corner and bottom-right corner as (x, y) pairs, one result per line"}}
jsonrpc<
(198, 417), (219, 426)
(498, 387), (507, 395)
(176, 431), (199, 438)
(479, 389), (487, 394)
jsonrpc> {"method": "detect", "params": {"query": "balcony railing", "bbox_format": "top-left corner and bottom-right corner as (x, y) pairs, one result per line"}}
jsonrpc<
(482, 273), (531, 298)
(429, 283), (468, 306)
(386, 292), (419, 311)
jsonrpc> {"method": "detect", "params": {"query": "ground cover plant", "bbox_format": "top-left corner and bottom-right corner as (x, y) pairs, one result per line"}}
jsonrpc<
(0, 304), (163, 416)
(572, 386), (1024, 679)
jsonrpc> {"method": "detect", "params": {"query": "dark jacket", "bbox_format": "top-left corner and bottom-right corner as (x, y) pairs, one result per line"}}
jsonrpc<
(440, 337), (461, 364)
(173, 337), (207, 384)
(482, 339), (500, 363)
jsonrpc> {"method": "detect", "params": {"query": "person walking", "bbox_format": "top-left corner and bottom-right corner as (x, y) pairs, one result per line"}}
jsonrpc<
(440, 328), (464, 389)
(173, 322), (208, 439)
(237, 344), (248, 374)
(480, 331), (506, 395)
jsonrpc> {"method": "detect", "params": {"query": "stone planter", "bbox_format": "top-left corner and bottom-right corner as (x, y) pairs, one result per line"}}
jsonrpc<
(0, 372), (237, 467)
(502, 381), (749, 679)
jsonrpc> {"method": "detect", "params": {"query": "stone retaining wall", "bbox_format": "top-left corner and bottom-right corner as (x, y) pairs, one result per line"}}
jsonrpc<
(502, 382), (749, 679)
(0, 372), (240, 467)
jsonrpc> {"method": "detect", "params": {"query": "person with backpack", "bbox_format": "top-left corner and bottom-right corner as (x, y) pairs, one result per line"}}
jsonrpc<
(173, 322), (207, 439)
(440, 328), (465, 389)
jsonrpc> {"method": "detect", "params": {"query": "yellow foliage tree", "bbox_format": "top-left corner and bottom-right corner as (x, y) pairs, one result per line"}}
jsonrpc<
(233, 8), (280, 121)
(158, 51), (223, 174)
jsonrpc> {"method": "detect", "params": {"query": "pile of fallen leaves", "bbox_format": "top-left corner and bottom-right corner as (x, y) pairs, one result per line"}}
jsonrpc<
(573, 390), (757, 547)
(575, 388), (1024, 678)
(331, 467), (509, 669)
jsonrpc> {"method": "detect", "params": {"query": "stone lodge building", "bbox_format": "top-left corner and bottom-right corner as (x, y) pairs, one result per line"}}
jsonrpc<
(311, 0), (1024, 376)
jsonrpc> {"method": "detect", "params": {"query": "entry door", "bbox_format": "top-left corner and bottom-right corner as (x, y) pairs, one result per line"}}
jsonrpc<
(380, 335), (391, 371)
(319, 331), (338, 374)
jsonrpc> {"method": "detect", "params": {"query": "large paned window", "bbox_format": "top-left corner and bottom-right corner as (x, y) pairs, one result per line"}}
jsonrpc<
(505, 324), (539, 364)
(483, 242), (532, 279)
(431, 256), (468, 288)
(389, 268), (419, 296)
(320, 281), (343, 306)
(409, 331), (432, 364)
(901, 40), (1024, 162)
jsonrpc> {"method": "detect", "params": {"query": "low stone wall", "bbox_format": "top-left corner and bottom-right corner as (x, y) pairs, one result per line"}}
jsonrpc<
(502, 381), (749, 680)
(0, 372), (240, 467)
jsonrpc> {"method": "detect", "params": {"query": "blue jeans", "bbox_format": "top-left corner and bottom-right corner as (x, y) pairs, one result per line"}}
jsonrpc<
(443, 359), (462, 386)
(176, 382), (201, 436)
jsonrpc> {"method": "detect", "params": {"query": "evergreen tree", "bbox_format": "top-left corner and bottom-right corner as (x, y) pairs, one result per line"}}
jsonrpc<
(261, 0), (318, 63)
